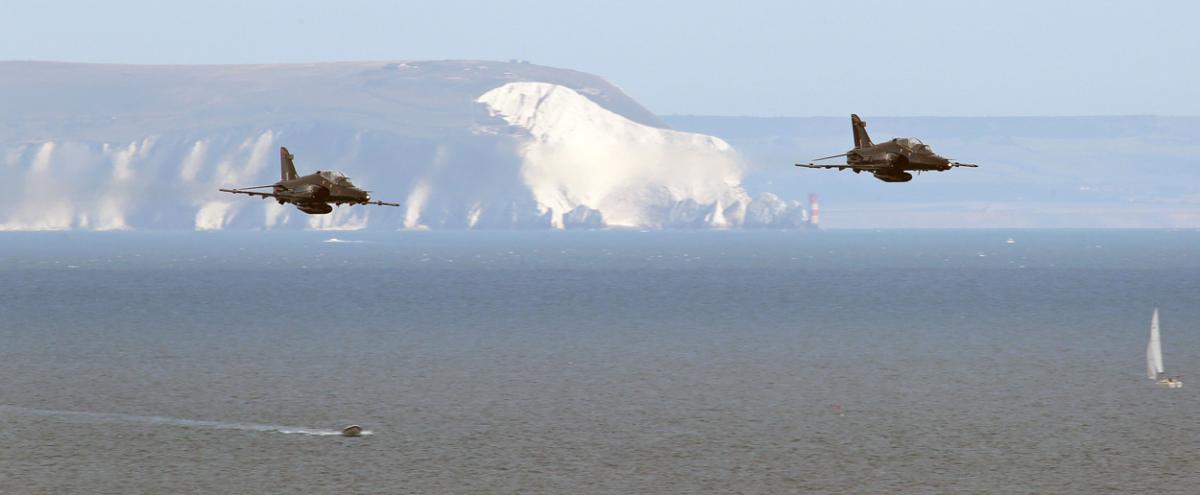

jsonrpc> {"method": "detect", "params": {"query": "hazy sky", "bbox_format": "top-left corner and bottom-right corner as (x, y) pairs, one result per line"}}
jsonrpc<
(4, 0), (1198, 116)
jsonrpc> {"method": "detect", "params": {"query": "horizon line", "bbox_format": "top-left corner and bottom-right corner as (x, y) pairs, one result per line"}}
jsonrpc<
(661, 113), (1200, 119)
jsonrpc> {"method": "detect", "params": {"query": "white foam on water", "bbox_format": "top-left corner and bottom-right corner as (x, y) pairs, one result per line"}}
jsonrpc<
(0, 405), (371, 437)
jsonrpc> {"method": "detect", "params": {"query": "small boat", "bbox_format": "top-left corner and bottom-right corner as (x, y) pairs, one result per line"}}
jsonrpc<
(1005, 238), (1015, 244)
(1147, 308), (1182, 388)
(342, 425), (364, 437)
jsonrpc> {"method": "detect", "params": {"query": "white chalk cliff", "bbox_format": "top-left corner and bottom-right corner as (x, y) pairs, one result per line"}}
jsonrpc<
(479, 82), (757, 229)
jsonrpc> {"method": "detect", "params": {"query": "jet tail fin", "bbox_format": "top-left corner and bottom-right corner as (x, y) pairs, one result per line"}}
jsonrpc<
(280, 147), (298, 181)
(851, 114), (873, 149)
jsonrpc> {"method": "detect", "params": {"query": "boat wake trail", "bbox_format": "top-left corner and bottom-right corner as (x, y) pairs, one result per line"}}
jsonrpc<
(0, 405), (371, 436)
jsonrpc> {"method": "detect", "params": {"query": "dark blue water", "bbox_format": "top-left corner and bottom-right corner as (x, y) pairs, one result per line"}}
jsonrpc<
(1, 230), (1198, 493)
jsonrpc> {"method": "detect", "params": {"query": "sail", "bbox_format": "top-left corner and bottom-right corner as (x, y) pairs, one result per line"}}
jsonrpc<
(1147, 308), (1164, 379)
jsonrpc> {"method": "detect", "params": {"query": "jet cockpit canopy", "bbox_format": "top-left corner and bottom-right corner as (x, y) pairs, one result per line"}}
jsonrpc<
(317, 170), (354, 186)
(896, 137), (931, 152)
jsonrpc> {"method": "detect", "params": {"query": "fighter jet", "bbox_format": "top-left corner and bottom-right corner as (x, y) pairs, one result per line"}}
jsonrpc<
(220, 147), (400, 214)
(795, 114), (977, 182)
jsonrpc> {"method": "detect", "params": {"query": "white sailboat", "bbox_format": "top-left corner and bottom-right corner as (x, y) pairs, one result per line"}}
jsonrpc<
(1147, 308), (1182, 388)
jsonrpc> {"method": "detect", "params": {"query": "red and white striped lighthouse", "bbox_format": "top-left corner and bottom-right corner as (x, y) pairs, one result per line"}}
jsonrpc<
(808, 193), (820, 227)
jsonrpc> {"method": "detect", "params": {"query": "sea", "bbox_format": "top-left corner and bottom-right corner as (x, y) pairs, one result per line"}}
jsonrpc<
(1, 230), (1197, 494)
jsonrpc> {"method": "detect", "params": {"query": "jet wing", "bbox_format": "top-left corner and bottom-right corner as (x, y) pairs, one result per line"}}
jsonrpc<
(219, 188), (287, 199)
(795, 163), (889, 171)
(221, 188), (401, 207)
